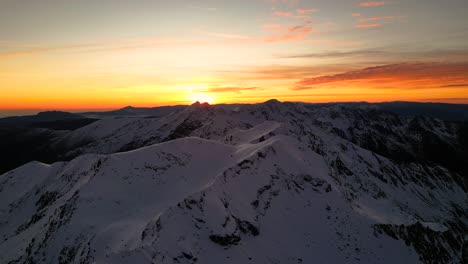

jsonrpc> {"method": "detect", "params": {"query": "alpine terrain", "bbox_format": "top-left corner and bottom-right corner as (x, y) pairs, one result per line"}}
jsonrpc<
(0, 100), (467, 264)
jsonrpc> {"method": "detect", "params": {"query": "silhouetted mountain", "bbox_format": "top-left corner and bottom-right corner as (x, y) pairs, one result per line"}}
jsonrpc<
(80, 105), (186, 119)
(0, 111), (84, 124)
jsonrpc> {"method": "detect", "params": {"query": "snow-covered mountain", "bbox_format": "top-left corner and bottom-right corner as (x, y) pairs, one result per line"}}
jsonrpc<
(1, 100), (466, 264)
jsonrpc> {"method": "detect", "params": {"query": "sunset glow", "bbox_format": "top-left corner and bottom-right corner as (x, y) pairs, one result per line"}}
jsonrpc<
(1, 0), (467, 111)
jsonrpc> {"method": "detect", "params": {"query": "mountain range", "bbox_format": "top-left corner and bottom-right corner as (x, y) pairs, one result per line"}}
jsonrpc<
(0, 100), (466, 264)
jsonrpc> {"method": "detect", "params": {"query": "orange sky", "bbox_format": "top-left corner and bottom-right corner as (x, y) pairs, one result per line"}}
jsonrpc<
(1, 0), (467, 111)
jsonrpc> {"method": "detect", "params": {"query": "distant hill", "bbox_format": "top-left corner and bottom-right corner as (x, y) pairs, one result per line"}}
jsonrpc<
(0, 111), (83, 124)
(80, 105), (187, 119)
(0, 111), (98, 131)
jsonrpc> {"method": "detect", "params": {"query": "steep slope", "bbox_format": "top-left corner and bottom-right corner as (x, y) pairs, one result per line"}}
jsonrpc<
(308, 104), (468, 189)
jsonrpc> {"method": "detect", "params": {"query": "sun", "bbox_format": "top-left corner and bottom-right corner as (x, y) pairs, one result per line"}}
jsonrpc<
(189, 93), (215, 104)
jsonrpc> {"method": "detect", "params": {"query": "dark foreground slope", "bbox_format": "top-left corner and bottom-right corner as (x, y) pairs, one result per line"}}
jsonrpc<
(0, 112), (99, 174)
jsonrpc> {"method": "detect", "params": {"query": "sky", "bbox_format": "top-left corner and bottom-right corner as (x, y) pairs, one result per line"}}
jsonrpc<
(1, 0), (468, 112)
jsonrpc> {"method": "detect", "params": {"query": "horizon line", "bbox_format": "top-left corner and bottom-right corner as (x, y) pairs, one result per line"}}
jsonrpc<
(1, 100), (468, 117)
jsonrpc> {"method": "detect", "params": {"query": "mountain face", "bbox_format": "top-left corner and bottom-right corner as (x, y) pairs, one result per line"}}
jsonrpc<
(0, 100), (466, 264)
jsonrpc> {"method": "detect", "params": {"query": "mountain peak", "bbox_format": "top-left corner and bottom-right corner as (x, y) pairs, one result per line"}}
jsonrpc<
(263, 99), (281, 105)
(35, 111), (82, 120)
(191, 101), (210, 107)
(37, 110), (74, 116)
(121, 106), (135, 110)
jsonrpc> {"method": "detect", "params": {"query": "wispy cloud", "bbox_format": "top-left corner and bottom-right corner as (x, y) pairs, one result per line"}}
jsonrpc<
(356, 23), (381, 28)
(296, 9), (319, 15)
(359, 2), (385, 7)
(203, 19), (315, 44)
(354, 15), (399, 28)
(262, 24), (283, 30)
(281, 48), (468, 61)
(274, 11), (294, 17)
(200, 87), (260, 94)
(214, 65), (352, 81)
(294, 62), (468, 90)
(261, 20), (315, 42)
(0, 43), (100, 58)
(0, 31), (356, 59)
(439, 83), (468, 88)
(273, 12), (307, 19)
(1, 37), (256, 58)
(273, 8), (314, 19)
(358, 16), (396, 23)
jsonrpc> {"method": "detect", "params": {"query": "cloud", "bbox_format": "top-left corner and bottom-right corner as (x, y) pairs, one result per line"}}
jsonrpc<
(261, 20), (315, 42)
(281, 49), (468, 61)
(215, 65), (351, 81)
(294, 62), (468, 90)
(262, 24), (282, 30)
(439, 84), (468, 88)
(274, 11), (293, 17)
(0, 43), (100, 58)
(273, 10), (311, 19)
(283, 49), (389, 59)
(359, 2), (385, 7)
(1, 24), (355, 59)
(358, 16), (396, 23)
(0, 37), (252, 58)
(352, 13), (362, 17)
(296, 9), (319, 14)
(201, 87), (260, 93)
(262, 33), (309, 42)
(288, 21), (314, 33)
(201, 28), (312, 43)
(199, 18), (315, 44)
(356, 23), (381, 28)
